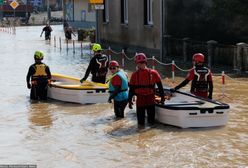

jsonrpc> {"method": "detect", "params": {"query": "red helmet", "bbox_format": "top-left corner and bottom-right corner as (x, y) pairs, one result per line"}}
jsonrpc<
(193, 53), (204, 63)
(135, 53), (147, 64)
(109, 60), (119, 68)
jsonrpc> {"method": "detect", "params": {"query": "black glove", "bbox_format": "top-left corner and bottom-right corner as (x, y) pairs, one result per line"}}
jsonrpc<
(108, 97), (112, 103)
(160, 96), (165, 104)
(80, 78), (84, 83)
(170, 88), (176, 93)
(27, 83), (31, 89)
(128, 101), (133, 109)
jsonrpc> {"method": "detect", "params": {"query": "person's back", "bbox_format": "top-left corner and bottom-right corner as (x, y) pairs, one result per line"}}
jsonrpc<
(65, 27), (74, 40)
(171, 53), (213, 99)
(65, 27), (71, 39)
(80, 43), (108, 84)
(63, 21), (69, 29)
(190, 64), (212, 98)
(44, 26), (52, 38)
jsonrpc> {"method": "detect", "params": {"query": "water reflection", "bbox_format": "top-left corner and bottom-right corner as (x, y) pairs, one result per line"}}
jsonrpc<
(28, 102), (53, 127)
(1, 25), (248, 167)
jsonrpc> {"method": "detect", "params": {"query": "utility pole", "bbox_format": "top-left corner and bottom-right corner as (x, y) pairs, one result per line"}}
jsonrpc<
(96, 9), (99, 43)
(25, 0), (28, 24)
(47, 0), (50, 22)
(0, 2), (3, 21)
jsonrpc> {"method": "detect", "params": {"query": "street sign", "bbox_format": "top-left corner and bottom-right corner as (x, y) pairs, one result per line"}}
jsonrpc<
(89, 3), (104, 10)
(10, 0), (19, 9)
(89, 0), (103, 4)
(93, 4), (104, 10)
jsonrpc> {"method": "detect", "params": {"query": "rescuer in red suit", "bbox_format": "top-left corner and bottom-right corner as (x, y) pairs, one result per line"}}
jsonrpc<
(171, 53), (213, 99)
(128, 53), (165, 127)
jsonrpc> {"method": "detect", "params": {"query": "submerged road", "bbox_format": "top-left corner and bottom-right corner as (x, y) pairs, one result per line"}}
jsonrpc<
(0, 25), (248, 168)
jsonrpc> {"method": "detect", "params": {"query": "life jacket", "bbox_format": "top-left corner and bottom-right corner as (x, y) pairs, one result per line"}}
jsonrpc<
(32, 64), (48, 80)
(132, 68), (155, 96)
(191, 66), (210, 93)
(95, 54), (108, 77)
(109, 70), (128, 101)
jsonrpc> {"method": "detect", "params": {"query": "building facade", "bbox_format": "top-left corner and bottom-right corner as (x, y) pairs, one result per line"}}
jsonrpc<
(98, 0), (162, 58)
(63, 0), (96, 28)
(98, 0), (247, 68)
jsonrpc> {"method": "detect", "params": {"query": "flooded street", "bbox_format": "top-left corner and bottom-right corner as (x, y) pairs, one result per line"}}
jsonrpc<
(0, 25), (248, 168)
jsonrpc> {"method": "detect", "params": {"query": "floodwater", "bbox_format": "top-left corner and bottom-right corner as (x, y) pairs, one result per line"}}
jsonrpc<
(0, 25), (248, 168)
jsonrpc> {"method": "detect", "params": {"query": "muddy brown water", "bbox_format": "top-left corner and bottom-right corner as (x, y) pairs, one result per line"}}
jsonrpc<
(0, 25), (247, 168)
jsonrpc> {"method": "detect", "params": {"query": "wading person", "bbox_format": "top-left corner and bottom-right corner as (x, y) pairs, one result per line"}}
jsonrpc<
(80, 43), (108, 84)
(40, 23), (53, 40)
(170, 53), (213, 99)
(26, 51), (51, 100)
(64, 26), (76, 40)
(108, 60), (128, 118)
(128, 53), (165, 127)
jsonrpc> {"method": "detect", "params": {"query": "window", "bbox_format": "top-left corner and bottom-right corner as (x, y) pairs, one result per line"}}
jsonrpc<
(103, 0), (109, 23)
(144, 0), (153, 25)
(121, 0), (128, 24)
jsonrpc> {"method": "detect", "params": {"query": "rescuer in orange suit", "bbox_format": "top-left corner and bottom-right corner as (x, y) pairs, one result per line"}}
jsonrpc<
(128, 53), (165, 127)
(170, 53), (213, 99)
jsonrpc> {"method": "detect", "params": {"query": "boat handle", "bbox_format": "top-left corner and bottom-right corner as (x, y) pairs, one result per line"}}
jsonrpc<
(87, 91), (94, 93)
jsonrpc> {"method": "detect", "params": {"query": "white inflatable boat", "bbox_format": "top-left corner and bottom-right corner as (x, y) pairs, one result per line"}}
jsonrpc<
(155, 88), (230, 128)
(48, 73), (109, 104)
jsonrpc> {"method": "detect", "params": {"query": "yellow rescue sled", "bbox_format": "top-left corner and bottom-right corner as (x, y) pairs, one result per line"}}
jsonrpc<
(48, 73), (109, 104)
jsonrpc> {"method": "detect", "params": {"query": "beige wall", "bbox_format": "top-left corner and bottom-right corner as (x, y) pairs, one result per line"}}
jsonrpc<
(64, 0), (96, 22)
(74, 0), (95, 22)
(99, 0), (161, 51)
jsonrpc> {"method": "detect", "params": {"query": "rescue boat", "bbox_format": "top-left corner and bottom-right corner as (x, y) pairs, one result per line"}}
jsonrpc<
(155, 88), (230, 128)
(47, 73), (109, 104)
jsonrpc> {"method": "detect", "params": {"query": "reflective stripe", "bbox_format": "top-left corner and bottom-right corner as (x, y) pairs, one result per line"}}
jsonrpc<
(192, 66), (210, 92)
(96, 54), (108, 68)
(32, 64), (48, 78)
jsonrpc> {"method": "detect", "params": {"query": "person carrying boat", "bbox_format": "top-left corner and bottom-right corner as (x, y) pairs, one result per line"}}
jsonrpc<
(80, 43), (109, 84)
(40, 23), (53, 40)
(108, 60), (129, 118)
(170, 53), (213, 99)
(26, 51), (52, 100)
(128, 53), (165, 127)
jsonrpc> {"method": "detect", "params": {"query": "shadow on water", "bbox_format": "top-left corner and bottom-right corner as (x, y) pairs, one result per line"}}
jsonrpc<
(104, 112), (226, 138)
(47, 98), (94, 107)
(154, 123), (226, 132)
(90, 109), (136, 126)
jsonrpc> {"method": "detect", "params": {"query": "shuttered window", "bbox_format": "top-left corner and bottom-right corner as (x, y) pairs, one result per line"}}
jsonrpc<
(121, 0), (128, 24)
(103, 0), (109, 23)
(144, 0), (153, 25)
